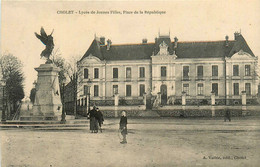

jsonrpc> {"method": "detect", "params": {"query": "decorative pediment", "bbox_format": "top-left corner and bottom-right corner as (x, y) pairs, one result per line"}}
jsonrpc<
(158, 41), (169, 55)
(229, 50), (254, 60)
(81, 54), (102, 64)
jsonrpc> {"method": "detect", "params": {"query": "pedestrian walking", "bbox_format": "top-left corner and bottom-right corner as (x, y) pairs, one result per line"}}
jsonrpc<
(119, 111), (128, 144)
(224, 109), (231, 122)
(87, 106), (98, 133)
(95, 108), (104, 133)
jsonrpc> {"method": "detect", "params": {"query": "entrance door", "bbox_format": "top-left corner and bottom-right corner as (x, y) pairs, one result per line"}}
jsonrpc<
(160, 85), (167, 105)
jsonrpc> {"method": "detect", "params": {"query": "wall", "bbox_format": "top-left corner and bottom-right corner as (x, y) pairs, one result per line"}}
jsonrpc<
(156, 105), (260, 117)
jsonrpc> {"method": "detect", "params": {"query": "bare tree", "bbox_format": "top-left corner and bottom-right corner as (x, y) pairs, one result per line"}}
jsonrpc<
(50, 49), (82, 118)
(66, 54), (82, 118)
(0, 53), (25, 119)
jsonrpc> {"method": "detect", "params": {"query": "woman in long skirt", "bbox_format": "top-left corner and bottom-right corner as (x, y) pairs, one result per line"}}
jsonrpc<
(88, 106), (97, 133)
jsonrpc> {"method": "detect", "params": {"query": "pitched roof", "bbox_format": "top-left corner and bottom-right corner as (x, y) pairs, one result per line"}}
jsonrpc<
(227, 34), (255, 57)
(80, 39), (103, 61)
(100, 43), (154, 60)
(80, 33), (255, 61)
(175, 41), (235, 59)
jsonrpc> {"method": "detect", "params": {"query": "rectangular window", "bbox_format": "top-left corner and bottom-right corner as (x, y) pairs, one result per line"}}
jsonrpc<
(183, 66), (189, 79)
(212, 65), (218, 77)
(183, 84), (189, 95)
(84, 85), (89, 95)
(94, 85), (99, 97)
(233, 65), (239, 76)
(126, 67), (131, 78)
(245, 65), (251, 76)
(197, 83), (204, 95)
(126, 85), (131, 97)
(245, 83), (251, 95)
(139, 67), (145, 78)
(197, 66), (203, 78)
(113, 85), (118, 95)
(212, 83), (218, 96)
(161, 66), (167, 77)
(139, 84), (145, 96)
(84, 68), (89, 79)
(233, 83), (239, 95)
(113, 68), (118, 78)
(94, 68), (99, 79)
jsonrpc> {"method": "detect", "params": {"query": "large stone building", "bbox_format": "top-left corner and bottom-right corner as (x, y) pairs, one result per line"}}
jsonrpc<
(77, 32), (258, 108)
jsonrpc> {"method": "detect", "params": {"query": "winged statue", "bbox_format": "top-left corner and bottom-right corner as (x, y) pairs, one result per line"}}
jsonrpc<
(35, 27), (54, 63)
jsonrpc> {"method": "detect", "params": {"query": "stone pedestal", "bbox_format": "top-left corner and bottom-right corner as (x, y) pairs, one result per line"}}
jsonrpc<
(86, 94), (90, 114)
(24, 64), (62, 121)
(114, 93), (119, 106)
(242, 91), (246, 106)
(211, 92), (215, 106)
(114, 106), (118, 118)
(182, 92), (186, 106)
(211, 106), (215, 117)
(114, 94), (119, 117)
(157, 92), (161, 105)
(143, 93), (147, 106)
(242, 105), (248, 116)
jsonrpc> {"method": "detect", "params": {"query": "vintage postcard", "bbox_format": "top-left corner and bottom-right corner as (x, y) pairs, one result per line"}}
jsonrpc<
(1, 0), (260, 166)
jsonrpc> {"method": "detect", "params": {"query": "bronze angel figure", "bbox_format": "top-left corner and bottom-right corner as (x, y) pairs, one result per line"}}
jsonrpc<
(35, 27), (54, 63)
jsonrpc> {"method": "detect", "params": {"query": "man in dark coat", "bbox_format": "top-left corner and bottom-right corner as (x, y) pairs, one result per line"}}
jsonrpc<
(119, 111), (128, 144)
(95, 108), (104, 133)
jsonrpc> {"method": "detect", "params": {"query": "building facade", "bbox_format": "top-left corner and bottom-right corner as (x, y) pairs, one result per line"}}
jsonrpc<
(77, 32), (258, 107)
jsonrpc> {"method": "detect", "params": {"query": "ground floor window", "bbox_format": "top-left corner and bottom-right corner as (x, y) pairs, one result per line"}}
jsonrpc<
(197, 83), (204, 95)
(212, 83), (218, 96)
(94, 85), (99, 97)
(245, 83), (251, 95)
(126, 85), (131, 97)
(84, 85), (89, 95)
(183, 84), (189, 95)
(233, 83), (239, 95)
(113, 85), (118, 95)
(139, 84), (145, 96)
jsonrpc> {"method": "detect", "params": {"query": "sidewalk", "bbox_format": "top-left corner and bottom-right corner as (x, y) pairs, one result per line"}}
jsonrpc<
(1, 116), (260, 129)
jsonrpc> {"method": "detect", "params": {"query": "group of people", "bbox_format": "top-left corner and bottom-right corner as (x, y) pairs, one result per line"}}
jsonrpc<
(87, 106), (128, 144)
(87, 106), (104, 133)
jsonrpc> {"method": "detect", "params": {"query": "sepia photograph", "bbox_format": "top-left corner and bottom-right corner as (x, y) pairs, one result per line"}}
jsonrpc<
(0, 0), (260, 166)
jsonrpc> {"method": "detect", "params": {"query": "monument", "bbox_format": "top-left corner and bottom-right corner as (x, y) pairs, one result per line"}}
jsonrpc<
(21, 27), (62, 121)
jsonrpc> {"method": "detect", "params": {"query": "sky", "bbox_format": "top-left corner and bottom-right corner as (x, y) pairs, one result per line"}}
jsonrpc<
(1, 0), (260, 97)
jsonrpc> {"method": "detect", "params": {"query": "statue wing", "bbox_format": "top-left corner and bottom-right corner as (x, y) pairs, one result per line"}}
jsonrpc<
(35, 32), (47, 45)
(40, 27), (48, 39)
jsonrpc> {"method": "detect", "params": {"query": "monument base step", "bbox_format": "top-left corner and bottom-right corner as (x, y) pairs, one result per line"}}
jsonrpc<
(20, 116), (58, 121)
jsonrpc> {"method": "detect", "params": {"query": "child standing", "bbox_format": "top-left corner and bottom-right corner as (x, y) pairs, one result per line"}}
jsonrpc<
(119, 111), (127, 144)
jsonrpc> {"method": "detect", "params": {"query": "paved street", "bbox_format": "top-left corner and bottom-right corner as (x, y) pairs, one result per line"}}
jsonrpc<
(1, 117), (260, 167)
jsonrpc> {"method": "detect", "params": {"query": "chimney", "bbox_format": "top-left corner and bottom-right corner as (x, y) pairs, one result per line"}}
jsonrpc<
(174, 37), (178, 48)
(100, 36), (105, 45)
(234, 32), (241, 40)
(107, 39), (112, 50)
(225, 35), (229, 46)
(142, 38), (148, 44)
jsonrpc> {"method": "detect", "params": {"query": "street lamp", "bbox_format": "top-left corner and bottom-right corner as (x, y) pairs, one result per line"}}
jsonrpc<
(1, 79), (6, 123)
(61, 82), (66, 123)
